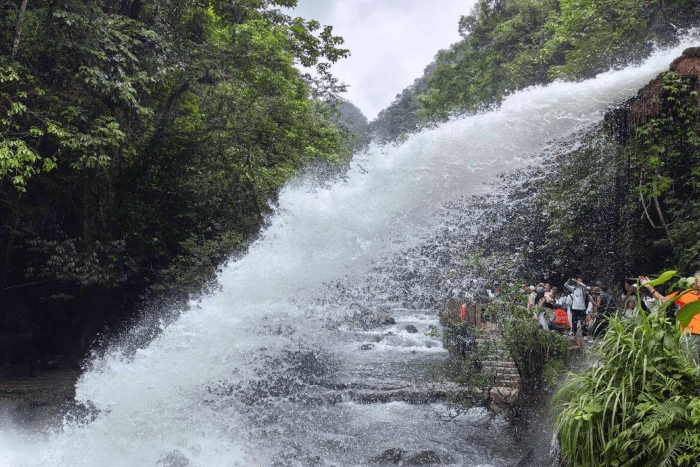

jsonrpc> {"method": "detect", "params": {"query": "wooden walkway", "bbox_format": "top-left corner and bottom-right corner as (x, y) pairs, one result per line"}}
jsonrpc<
(475, 322), (521, 405)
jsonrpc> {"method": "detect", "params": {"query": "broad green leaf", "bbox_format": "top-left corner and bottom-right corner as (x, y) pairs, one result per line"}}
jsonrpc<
(642, 270), (677, 287)
(676, 301), (700, 328)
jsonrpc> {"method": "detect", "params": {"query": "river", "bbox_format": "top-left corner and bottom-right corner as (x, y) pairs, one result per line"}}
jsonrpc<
(1, 36), (698, 467)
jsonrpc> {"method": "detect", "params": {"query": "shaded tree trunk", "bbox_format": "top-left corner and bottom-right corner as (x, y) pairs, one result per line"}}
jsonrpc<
(11, 0), (28, 60)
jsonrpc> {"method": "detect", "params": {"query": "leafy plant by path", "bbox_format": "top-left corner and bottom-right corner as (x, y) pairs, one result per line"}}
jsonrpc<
(553, 271), (700, 466)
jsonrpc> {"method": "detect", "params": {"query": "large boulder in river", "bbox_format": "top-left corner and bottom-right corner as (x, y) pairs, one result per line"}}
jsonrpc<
(369, 448), (403, 464)
(405, 324), (419, 333)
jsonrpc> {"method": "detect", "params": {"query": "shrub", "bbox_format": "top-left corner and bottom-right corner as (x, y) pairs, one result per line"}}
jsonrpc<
(553, 299), (700, 465)
(502, 317), (573, 395)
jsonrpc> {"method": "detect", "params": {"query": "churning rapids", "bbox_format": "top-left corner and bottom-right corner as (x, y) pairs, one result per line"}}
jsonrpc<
(2, 38), (699, 467)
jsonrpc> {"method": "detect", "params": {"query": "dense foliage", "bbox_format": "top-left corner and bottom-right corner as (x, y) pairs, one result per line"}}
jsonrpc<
(0, 0), (353, 361)
(628, 70), (700, 268)
(423, 0), (697, 118)
(526, 69), (700, 278)
(554, 274), (700, 466)
(372, 0), (697, 141)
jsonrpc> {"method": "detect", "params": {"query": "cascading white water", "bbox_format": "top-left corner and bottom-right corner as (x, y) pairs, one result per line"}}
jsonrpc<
(1, 38), (698, 467)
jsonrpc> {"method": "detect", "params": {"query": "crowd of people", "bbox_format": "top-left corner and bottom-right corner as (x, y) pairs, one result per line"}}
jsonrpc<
(522, 272), (700, 345)
(444, 272), (700, 351)
(524, 279), (613, 344)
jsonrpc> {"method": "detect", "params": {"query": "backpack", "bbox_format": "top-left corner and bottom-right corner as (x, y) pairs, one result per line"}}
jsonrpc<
(553, 308), (570, 327)
(598, 291), (616, 314)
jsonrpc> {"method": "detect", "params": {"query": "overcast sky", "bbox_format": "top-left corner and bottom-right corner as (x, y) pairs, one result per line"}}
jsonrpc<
(286, 1), (476, 121)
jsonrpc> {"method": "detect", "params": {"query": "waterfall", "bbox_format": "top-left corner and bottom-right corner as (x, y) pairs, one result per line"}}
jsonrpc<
(1, 37), (697, 467)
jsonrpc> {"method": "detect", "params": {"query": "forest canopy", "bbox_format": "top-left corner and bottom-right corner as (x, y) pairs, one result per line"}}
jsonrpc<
(371, 0), (698, 138)
(0, 0), (355, 360)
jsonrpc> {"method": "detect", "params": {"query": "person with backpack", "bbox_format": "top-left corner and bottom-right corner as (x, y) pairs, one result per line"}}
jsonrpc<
(553, 290), (574, 330)
(589, 283), (617, 338)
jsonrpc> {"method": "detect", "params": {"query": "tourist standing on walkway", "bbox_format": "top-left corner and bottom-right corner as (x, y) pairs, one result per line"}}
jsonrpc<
(565, 277), (588, 337)
(525, 284), (536, 311)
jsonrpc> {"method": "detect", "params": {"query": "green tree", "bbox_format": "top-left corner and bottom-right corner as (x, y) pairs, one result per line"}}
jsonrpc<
(0, 0), (352, 362)
(417, 0), (696, 121)
(418, 0), (558, 120)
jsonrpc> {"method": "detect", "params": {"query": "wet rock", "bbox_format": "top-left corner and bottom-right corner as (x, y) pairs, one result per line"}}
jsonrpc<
(405, 325), (418, 333)
(606, 46), (700, 143)
(425, 341), (435, 348)
(404, 450), (445, 465)
(373, 311), (396, 325)
(157, 450), (189, 467)
(270, 449), (326, 467)
(369, 448), (403, 464)
(360, 343), (374, 350)
(349, 307), (396, 330)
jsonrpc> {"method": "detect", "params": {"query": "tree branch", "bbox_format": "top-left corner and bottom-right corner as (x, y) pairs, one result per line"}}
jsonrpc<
(653, 193), (672, 241)
(11, 0), (28, 61)
(639, 174), (661, 229)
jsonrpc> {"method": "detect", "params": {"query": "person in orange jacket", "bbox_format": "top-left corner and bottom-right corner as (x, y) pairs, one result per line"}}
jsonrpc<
(639, 272), (700, 308)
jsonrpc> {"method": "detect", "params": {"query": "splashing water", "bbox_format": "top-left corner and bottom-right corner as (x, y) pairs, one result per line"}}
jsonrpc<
(1, 37), (698, 467)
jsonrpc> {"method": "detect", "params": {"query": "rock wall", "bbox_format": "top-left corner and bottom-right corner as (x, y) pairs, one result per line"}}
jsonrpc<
(605, 46), (700, 143)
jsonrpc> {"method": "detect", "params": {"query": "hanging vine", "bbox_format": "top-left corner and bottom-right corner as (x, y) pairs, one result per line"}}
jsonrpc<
(628, 71), (700, 265)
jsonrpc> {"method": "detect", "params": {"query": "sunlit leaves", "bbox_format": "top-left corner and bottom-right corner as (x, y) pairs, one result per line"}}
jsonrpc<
(0, 64), (57, 190)
(0, 139), (44, 190)
(0, 0), (352, 298)
(642, 270), (678, 287)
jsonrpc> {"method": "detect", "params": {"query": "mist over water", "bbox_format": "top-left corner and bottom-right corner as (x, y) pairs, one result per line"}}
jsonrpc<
(1, 38), (698, 467)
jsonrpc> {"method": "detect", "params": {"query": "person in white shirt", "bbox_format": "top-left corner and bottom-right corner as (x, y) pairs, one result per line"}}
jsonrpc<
(565, 277), (588, 337)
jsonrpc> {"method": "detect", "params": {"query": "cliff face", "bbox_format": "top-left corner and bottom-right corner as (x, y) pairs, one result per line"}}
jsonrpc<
(606, 46), (700, 142)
